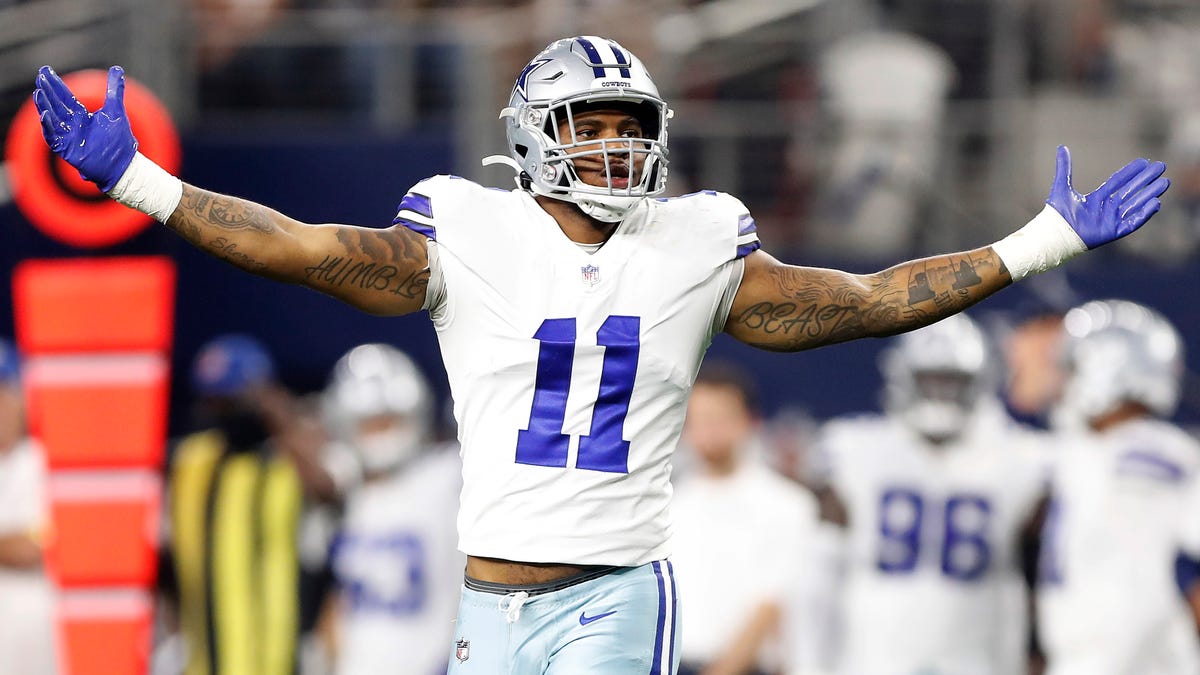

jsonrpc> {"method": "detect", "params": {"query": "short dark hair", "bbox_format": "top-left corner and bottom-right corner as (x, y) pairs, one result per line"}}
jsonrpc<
(693, 361), (761, 415)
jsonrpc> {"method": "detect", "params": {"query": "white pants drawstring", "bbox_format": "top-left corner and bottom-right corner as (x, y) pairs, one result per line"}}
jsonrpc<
(498, 591), (530, 624)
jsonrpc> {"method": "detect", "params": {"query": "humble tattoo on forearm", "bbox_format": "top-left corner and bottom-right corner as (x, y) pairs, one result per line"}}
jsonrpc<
(321, 228), (429, 298)
(166, 186), (430, 299)
(303, 255), (429, 298)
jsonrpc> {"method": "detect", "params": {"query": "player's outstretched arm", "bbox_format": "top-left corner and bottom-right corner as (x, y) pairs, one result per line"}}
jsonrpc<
(32, 65), (428, 316)
(726, 146), (1169, 351)
(725, 246), (1009, 351)
(165, 186), (429, 315)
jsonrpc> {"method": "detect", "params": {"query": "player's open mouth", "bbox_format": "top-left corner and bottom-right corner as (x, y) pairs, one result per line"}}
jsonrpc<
(606, 164), (631, 189)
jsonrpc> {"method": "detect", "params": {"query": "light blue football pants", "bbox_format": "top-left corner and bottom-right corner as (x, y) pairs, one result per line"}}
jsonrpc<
(447, 560), (681, 674)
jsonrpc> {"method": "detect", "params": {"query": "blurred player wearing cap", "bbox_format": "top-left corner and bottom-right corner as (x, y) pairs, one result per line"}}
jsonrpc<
(0, 338), (57, 675)
(35, 34), (1171, 673)
(163, 334), (333, 675)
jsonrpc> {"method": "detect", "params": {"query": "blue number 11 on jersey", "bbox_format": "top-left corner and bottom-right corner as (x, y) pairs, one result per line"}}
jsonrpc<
(516, 315), (641, 474)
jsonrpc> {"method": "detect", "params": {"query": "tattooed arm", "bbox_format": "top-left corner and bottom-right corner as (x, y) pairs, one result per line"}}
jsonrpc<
(166, 185), (429, 316)
(29, 66), (428, 315)
(725, 248), (1011, 352)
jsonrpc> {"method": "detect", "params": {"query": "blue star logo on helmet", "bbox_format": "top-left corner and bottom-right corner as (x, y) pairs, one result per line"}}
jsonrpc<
(514, 58), (552, 102)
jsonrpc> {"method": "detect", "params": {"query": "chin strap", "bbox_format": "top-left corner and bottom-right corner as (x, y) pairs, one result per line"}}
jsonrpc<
(577, 196), (634, 223)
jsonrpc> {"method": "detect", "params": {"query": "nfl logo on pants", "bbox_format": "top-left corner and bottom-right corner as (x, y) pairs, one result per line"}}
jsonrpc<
(456, 639), (470, 663)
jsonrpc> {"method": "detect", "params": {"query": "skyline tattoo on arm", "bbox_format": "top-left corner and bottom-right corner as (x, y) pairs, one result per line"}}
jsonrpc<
(732, 250), (1010, 351)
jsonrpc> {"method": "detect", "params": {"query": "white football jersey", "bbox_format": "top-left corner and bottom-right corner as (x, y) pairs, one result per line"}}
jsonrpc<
(396, 177), (758, 566)
(815, 402), (1048, 675)
(1038, 418), (1200, 675)
(331, 446), (464, 675)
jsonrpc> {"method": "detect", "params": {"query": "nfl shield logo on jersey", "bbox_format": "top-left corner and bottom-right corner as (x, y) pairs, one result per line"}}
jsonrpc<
(581, 264), (601, 286)
(455, 638), (470, 663)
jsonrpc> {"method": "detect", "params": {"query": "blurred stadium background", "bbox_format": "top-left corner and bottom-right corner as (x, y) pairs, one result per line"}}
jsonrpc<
(1, 0), (1198, 428)
(0, 1), (1199, 672)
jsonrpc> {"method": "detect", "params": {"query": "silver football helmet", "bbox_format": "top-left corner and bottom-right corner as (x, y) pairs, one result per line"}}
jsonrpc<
(881, 314), (995, 442)
(322, 343), (433, 473)
(485, 35), (672, 223)
(1055, 299), (1183, 426)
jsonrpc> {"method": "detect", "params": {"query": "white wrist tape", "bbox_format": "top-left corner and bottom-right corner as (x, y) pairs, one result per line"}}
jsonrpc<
(991, 204), (1087, 282)
(105, 152), (183, 223)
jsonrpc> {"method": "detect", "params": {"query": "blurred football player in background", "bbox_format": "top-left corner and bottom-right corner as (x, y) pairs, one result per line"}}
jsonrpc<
(811, 314), (1048, 675)
(163, 334), (333, 675)
(1037, 300), (1200, 675)
(672, 362), (818, 675)
(0, 338), (56, 675)
(318, 343), (462, 675)
(35, 30), (1171, 672)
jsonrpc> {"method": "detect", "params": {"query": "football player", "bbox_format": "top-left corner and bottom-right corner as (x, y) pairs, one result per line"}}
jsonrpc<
(1037, 300), (1200, 675)
(811, 314), (1049, 675)
(34, 35), (1169, 673)
(320, 343), (463, 675)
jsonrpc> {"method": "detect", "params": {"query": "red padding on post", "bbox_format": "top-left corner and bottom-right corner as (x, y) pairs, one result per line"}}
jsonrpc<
(13, 256), (176, 354)
(44, 471), (161, 588)
(24, 354), (170, 469)
(57, 590), (154, 675)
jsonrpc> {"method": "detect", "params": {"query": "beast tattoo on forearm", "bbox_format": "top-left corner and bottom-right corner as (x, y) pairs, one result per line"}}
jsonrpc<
(733, 250), (1010, 351)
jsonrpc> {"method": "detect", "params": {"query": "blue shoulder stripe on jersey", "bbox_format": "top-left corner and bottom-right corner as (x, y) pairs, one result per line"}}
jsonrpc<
(738, 213), (757, 236)
(1115, 450), (1185, 482)
(394, 216), (436, 240)
(575, 38), (608, 78)
(398, 192), (433, 219)
(736, 240), (761, 260)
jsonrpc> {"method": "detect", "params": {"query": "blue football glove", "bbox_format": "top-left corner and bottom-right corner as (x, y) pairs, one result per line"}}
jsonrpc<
(32, 65), (138, 193)
(1046, 145), (1169, 249)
